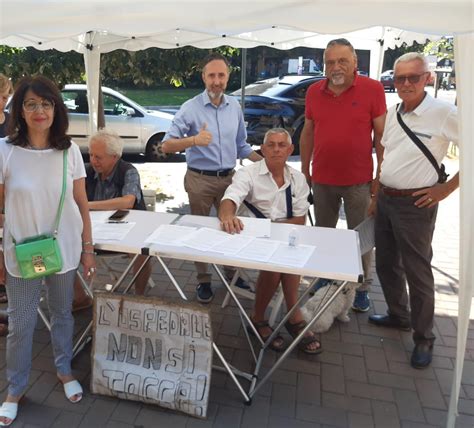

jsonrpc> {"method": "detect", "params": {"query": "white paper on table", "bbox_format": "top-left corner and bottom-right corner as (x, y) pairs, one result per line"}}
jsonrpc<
(181, 227), (231, 251)
(92, 222), (136, 241)
(211, 233), (255, 255)
(144, 224), (197, 246)
(269, 243), (316, 268)
(354, 216), (375, 255)
(90, 210), (115, 224)
(235, 238), (280, 263)
(239, 217), (271, 238)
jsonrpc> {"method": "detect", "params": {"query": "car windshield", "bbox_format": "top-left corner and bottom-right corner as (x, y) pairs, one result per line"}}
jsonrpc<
(231, 76), (319, 97)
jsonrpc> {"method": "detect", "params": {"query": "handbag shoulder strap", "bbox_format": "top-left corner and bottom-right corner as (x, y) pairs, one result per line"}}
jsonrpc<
(53, 149), (68, 236)
(243, 184), (293, 219)
(395, 104), (446, 182)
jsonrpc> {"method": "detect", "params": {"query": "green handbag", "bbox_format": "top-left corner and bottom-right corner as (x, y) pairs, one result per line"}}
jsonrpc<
(14, 150), (68, 279)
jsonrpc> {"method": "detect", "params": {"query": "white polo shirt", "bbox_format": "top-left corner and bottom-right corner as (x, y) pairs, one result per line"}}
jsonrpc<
(222, 160), (309, 222)
(379, 93), (458, 189)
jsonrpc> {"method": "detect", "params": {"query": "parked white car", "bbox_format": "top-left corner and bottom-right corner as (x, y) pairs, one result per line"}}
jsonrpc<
(61, 84), (174, 161)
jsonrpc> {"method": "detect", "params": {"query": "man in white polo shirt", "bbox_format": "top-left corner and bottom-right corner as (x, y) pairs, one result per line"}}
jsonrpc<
(368, 53), (459, 369)
(218, 128), (321, 354)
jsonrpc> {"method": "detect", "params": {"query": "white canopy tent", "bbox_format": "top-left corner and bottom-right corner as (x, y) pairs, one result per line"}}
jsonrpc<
(0, 1), (473, 426)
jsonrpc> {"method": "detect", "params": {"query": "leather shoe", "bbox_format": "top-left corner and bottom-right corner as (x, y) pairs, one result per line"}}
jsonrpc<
(368, 314), (411, 331)
(411, 343), (433, 369)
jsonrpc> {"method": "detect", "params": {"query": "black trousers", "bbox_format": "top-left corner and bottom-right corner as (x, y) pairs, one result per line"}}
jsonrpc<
(375, 191), (438, 345)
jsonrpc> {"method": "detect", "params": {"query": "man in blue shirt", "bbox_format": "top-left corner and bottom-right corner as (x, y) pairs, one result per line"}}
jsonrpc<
(162, 53), (261, 303)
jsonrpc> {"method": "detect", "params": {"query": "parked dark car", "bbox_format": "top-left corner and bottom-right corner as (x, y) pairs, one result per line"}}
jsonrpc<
(380, 70), (395, 92)
(231, 74), (325, 155)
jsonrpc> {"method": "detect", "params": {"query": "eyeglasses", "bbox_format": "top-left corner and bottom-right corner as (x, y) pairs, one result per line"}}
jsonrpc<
(325, 58), (351, 67)
(393, 73), (428, 85)
(22, 100), (55, 112)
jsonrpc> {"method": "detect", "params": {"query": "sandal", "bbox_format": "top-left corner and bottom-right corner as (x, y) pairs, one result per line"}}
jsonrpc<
(0, 402), (18, 427)
(0, 293), (7, 304)
(285, 320), (323, 355)
(62, 380), (83, 403)
(247, 319), (285, 352)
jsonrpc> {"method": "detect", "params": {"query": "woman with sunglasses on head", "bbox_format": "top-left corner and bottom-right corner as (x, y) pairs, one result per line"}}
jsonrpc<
(0, 76), (96, 426)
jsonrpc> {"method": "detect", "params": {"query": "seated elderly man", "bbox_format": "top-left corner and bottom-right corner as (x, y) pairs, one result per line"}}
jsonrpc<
(218, 128), (321, 354)
(73, 129), (151, 310)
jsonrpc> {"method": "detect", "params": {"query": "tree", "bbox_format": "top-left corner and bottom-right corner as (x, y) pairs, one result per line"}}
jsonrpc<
(0, 44), (241, 89)
(0, 46), (84, 88)
(101, 46), (240, 88)
(423, 37), (454, 61)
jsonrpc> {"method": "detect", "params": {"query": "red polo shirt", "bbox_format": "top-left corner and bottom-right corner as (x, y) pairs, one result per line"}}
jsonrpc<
(305, 75), (386, 186)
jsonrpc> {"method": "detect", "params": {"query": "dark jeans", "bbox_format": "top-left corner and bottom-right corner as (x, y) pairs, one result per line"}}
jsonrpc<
(375, 192), (438, 345)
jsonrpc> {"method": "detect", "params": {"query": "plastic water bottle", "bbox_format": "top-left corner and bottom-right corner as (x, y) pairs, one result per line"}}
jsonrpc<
(288, 227), (299, 247)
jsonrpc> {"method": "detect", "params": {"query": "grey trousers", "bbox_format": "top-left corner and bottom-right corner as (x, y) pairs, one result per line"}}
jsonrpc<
(184, 169), (235, 284)
(5, 270), (76, 396)
(313, 182), (372, 291)
(375, 192), (438, 345)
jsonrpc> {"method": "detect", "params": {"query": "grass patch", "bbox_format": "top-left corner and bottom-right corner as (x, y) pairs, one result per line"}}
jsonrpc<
(119, 88), (201, 106)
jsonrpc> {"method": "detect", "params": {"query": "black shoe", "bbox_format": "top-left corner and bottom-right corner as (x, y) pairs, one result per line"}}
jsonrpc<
(411, 343), (433, 369)
(196, 282), (214, 303)
(234, 277), (251, 290)
(368, 314), (411, 331)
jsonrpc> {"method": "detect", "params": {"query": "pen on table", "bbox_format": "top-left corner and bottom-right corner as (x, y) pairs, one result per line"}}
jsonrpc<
(107, 220), (128, 224)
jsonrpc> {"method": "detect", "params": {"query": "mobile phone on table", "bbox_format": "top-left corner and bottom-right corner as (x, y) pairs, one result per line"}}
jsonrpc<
(108, 209), (129, 222)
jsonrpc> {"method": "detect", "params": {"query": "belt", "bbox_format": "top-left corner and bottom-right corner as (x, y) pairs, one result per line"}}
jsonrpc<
(188, 167), (233, 177)
(380, 185), (423, 197)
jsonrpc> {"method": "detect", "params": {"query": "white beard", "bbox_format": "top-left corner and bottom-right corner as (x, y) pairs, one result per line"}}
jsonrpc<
(207, 90), (224, 101)
(330, 74), (345, 86)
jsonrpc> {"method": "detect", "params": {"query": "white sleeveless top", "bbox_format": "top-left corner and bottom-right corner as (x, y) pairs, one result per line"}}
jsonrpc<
(0, 138), (86, 277)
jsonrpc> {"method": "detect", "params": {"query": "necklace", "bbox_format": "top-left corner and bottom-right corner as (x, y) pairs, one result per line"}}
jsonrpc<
(26, 138), (50, 151)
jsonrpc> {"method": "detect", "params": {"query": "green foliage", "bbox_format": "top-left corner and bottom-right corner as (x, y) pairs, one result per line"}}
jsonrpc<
(423, 38), (454, 60)
(0, 47), (84, 88)
(0, 44), (241, 90)
(101, 46), (241, 89)
(382, 41), (425, 71)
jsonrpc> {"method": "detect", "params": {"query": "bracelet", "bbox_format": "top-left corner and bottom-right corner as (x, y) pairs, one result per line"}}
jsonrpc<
(192, 136), (196, 146)
(82, 250), (96, 255)
(82, 241), (93, 246)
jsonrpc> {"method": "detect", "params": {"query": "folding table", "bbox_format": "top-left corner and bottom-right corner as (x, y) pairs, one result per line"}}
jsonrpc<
(86, 210), (363, 402)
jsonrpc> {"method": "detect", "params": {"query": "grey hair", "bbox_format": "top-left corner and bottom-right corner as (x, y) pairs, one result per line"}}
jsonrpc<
(263, 127), (292, 145)
(324, 38), (357, 60)
(394, 52), (429, 72)
(89, 129), (124, 157)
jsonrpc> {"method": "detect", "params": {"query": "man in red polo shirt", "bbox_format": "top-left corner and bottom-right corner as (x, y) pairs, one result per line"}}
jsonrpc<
(300, 38), (386, 312)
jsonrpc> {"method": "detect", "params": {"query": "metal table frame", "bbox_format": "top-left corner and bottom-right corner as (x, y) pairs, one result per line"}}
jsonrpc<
(75, 210), (363, 404)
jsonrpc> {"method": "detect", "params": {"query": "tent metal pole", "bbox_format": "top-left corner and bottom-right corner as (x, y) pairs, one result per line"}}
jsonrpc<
(240, 48), (247, 112)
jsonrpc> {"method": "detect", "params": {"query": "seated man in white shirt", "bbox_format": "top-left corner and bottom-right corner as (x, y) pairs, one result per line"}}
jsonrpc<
(218, 128), (321, 354)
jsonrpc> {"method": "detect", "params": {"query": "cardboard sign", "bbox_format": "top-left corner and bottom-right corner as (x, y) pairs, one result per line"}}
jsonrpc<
(91, 293), (213, 418)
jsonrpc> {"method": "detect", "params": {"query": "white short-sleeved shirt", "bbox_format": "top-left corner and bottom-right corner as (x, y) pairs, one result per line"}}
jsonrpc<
(379, 94), (458, 189)
(222, 160), (310, 222)
(0, 138), (86, 277)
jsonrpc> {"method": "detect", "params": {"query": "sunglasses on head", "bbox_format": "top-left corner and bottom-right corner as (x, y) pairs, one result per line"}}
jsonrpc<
(393, 73), (428, 85)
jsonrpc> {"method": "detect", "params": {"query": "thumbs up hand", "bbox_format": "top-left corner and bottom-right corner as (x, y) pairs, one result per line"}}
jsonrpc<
(194, 122), (212, 146)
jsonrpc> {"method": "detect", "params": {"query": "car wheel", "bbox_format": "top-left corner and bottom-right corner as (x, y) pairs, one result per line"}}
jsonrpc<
(146, 134), (168, 162)
(291, 125), (302, 156)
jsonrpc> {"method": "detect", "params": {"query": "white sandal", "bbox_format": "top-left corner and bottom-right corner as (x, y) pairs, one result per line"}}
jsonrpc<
(0, 402), (18, 427)
(63, 380), (83, 403)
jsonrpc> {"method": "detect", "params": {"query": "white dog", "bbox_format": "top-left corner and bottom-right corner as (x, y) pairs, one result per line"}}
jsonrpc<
(301, 282), (358, 333)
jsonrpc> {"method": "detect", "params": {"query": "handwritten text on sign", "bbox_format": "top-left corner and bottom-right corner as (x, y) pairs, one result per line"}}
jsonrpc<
(91, 294), (213, 418)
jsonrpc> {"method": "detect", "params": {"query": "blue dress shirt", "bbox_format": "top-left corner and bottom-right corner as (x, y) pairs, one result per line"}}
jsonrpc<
(163, 91), (252, 170)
